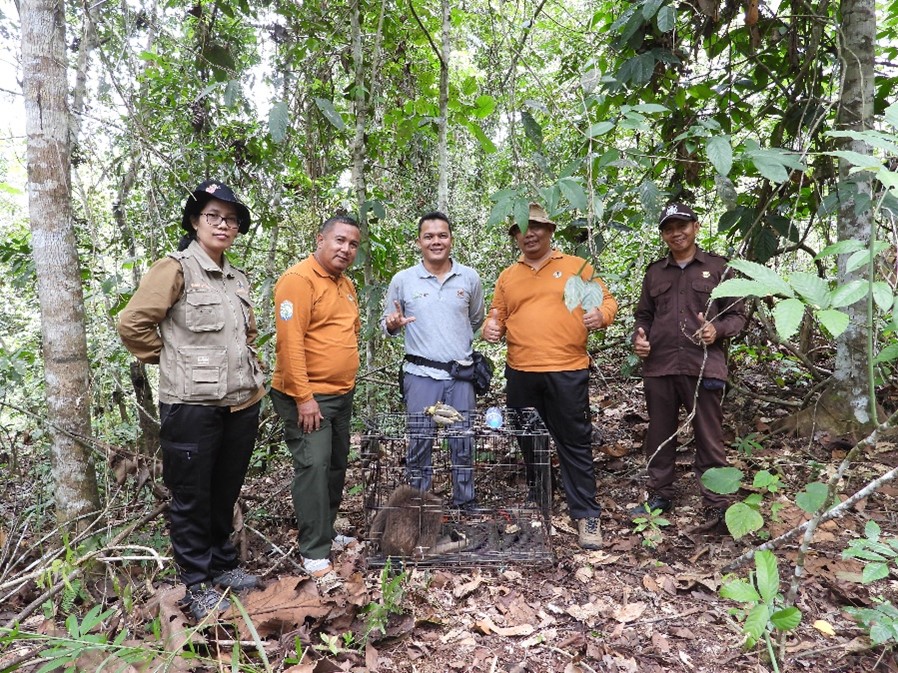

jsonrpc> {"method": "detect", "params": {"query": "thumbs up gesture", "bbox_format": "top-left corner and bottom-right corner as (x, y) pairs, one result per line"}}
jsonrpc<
(633, 326), (651, 358)
(483, 308), (503, 343)
(386, 300), (415, 334)
(694, 312), (716, 345)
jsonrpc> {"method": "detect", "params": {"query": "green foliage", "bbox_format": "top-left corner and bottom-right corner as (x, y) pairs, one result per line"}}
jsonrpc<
(731, 432), (764, 457)
(631, 507), (670, 548)
(702, 467), (790, 540)
(845, 599), (898, 646)
(360, 560), (408, 643)
(843, 520), (898, 584)
(720, 550), (802, 660)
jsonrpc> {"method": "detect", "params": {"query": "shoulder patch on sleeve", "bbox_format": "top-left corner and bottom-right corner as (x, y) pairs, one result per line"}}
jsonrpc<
(279, 300), (294, 320)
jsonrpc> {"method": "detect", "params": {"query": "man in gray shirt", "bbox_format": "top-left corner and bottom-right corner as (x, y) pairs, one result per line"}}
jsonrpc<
(383, 211), (485, 509)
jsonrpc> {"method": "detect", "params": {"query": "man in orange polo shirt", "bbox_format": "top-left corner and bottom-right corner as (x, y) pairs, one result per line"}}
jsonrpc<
(483, 203), (617, 549)
(270, 214), (361, 590)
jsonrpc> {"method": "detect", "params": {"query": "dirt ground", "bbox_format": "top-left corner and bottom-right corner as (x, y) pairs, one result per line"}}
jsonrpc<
(3, 364), (898, 673)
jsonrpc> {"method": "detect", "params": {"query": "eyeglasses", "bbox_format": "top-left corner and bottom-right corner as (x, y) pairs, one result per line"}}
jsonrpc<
(200, 212), (240, 230)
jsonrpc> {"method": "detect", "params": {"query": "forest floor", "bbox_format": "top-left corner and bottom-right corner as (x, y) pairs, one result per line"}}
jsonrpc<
(3, 362), (898, 673)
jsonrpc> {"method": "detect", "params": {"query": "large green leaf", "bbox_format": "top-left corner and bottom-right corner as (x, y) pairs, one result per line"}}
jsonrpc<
(827, 149), (882, 170)
(874, 343), (898, 364)
(815, 308), (850, 337)
(755, 550), (780, 603)
(473, 95), (496, 118)
(742, 604), (769, 648)
(268, 101), (290, 143)
(564, 274), (604, 312)
(558, 178), (588, 211)
(770, 606), (802, 631)
(830, 280), (869, 308)
(795, 482), (829, 513)
(726, 259), (794, 296)
(656, 4), (675, 32)
(464, 121), (497, 153)
(588, 121), (615, 137)
(314, 97), (346, 131)
(701, 466), (743, 494)
(872, 282), (894, 312)
(720, 579), (760, 603)
(846, 242), (891, 272)
(788, 272), (830, 308)
(725, 502), (764, 540)
(751, 155), (790, 182)
(816, 239), (867, 258)
(711, 278), (771, 299)
(642, 0), (664, 19)
(772, 298), (804, 341)
(706, 135), (732, 176)
(862, 562), (890, 584)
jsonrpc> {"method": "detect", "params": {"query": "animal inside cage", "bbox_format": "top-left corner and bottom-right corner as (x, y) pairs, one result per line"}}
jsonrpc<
(362, 407), (554, 567)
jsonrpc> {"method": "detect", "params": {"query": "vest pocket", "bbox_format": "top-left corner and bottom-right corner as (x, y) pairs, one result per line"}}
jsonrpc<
(177, 345), (227, 400)
(185, 292), (225, 332)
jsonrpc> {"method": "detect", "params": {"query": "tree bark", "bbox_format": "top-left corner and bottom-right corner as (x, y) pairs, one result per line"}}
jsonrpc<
(21, 0), (102, 526)
(436, 0), (450, 213)
(829, 0), (879, 436)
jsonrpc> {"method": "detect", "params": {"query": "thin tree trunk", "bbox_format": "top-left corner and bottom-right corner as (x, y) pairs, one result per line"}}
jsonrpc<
(829, 0), (878, 435)
(436, 0), (450, 212)
(21, 0), (101, 527)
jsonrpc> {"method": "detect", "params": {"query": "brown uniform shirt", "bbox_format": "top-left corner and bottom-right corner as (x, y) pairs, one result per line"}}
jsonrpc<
(271, 255), (360, 402)
(633, 247), (746, 380)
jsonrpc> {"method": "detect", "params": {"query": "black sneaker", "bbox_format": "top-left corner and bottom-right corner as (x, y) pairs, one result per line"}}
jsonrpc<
(183, 583), (230, 621)
(212, 568), (259, 592)
(452, 499), (479, 512)
(629, 495), (672, 521)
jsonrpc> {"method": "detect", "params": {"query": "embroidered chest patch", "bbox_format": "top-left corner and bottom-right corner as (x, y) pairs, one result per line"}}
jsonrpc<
(279, 300), (294, 320)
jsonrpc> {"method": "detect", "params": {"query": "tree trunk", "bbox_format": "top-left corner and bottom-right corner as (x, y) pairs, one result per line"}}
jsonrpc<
(21, 0), (102, 526)
(829, 0), (879, 436)
(436, 0), (450, 213)
(349, 0), (375, 412)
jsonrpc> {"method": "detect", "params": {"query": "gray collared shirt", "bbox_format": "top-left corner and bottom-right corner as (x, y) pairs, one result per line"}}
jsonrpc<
(382, 260), (485, 380)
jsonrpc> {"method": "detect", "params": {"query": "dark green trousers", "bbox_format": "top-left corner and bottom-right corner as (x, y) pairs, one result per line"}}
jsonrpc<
(270, 387), (355, 559)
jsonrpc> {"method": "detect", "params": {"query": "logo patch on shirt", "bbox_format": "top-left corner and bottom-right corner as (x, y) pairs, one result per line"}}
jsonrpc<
(702, 271), (711, 278)
(279, 300), (294, 320)
(457, 289), (465, 298)
(347, 294), (355, 303)
(553, 270), (562, 278)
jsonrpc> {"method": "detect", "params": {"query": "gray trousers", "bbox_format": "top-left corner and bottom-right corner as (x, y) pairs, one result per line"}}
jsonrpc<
(404, 373), (475, 506)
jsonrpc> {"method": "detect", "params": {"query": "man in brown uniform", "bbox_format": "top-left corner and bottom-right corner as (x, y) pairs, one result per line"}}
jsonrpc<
(270, 214), (361, 589)
(631, 203), (746, 529)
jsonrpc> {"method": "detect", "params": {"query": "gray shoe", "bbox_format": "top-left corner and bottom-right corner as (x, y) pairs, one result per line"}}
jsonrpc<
(577, 516), (602, 550)
(183, 583), (230, 621)
(212, 568), (259, 592)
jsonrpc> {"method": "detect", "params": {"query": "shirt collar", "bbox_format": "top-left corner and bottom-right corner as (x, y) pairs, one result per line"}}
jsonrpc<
(516, 248), (563, 266)
(189, 240), (232, 274)
(416, 259), (457, 278)
(309, 253), (343, 281)
(663, 246), (707, 268)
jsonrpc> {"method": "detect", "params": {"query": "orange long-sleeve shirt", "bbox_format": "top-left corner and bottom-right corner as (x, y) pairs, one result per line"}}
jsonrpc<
(490, 251), (617, 372)
(271, 255), (360, 402)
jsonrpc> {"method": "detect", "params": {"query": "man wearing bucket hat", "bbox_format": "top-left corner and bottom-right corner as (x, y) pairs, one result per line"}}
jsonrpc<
(118, 179), (265, 620)
(630, 202), (746, 532)
(483, 203), (617, 550)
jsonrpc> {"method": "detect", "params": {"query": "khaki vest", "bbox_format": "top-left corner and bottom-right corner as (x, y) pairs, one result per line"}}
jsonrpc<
(158, 242), (263, 406)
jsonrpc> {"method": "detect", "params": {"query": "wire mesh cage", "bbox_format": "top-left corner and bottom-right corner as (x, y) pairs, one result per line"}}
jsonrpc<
(362, 406), (554, 567)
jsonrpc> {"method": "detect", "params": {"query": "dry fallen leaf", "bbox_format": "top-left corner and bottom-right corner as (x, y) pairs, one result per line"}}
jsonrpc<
(612, 601), (646, 623)
(477, 616), (535, 637)
(678, 649), (695, 669)
(813, 619), (836, 637)
(575, 566), (594, 584)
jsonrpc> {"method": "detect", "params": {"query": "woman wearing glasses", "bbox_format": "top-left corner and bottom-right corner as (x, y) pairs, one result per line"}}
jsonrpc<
(117, 180), (265, 621)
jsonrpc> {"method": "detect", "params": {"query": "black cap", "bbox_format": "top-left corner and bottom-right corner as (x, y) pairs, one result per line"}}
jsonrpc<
(658, 202), (697, 227)
(181, 180), (251, 234)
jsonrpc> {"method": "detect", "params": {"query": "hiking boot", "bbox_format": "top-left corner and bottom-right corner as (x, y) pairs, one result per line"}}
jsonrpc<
(332, 534), (359, 552)
(629, 495), (672, 521)
(183, 583), (230, 621)
(577, 516), (603, 550)
(302, 556), (343, 593)
(212, 568), (259, 592)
